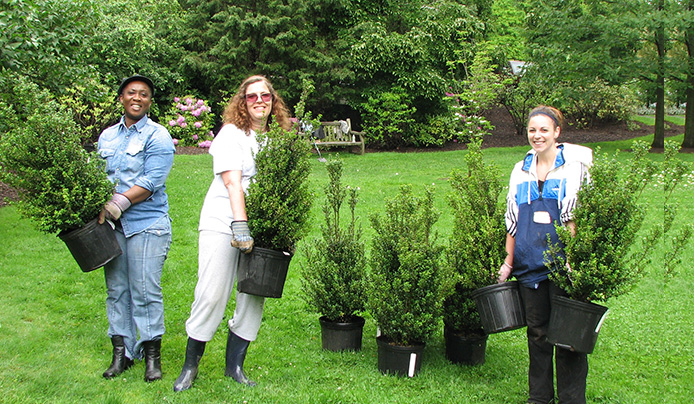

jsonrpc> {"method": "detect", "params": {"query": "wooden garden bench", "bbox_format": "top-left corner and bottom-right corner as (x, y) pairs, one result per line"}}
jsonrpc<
(311, 118), (365, 155)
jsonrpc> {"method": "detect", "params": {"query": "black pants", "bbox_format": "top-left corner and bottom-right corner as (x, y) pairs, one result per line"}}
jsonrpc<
(519, 280), (588, 404)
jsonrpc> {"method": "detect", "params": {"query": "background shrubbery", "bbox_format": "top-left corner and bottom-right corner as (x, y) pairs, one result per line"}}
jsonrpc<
(3, 0), (692, 151)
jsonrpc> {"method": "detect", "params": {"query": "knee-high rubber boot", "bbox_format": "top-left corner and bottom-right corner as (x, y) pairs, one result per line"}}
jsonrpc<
(225, 331), (256, 387)
(103, 336), (134, 379)
(143, 339), (163, 382)
(173, 338), (206, 392)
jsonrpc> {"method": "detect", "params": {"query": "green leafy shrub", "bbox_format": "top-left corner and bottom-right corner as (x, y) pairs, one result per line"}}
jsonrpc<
(443, 137), (507, 334)
(546, 140), (692, 302)
(301, 158), (367, 322)
(162, 95), (215, 147)
(57, 76), (121, 147)
(0, 78), (113, 234)
(555, 79), (638, 129)
(359, 87), (416, 149)
(410, 114), (454, 148)
(368, 185), (448, 346)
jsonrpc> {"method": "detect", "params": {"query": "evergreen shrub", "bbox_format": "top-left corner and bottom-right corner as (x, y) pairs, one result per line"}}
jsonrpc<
(546, 140), (692, 302)
(301, 158), (366, 322)
(368, 185), (448, 346)
(0, 78), (113, 234)
(244, 82), (314, 253)
(443, 137), (507, 334)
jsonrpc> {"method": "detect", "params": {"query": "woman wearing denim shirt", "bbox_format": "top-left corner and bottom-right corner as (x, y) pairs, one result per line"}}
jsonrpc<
(97, 75), (175, 382)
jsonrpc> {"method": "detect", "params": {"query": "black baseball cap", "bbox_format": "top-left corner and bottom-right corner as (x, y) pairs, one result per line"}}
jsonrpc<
(117, 74), (155, 97)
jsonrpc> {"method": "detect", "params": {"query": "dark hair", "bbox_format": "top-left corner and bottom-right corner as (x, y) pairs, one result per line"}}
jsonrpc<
(528, 105), (564, 129)
(222, 75), (291, 133)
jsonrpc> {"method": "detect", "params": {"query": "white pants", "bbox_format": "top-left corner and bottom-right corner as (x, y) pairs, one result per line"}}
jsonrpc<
(185, 230), (265, 342)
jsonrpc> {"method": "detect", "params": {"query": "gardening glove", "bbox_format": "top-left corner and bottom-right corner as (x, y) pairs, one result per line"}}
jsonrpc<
(230, 220), (254, 253)
(497, 261), (513, 283)
(98, 193), (131, 224)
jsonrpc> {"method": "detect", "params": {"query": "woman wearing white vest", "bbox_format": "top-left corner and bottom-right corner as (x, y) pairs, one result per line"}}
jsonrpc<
(498, 105), (593, 404)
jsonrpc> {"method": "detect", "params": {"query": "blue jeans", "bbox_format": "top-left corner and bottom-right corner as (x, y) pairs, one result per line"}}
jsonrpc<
(104, 214), (171, 359)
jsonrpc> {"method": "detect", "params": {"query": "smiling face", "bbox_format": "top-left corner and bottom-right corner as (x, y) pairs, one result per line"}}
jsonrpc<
(527, 113), (560, 155)
(119, 81), (152, 127)
(245, 80), (273, 132)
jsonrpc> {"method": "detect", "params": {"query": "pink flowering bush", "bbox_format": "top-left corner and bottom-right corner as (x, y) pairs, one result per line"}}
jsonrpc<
(163, 95), (215, 147)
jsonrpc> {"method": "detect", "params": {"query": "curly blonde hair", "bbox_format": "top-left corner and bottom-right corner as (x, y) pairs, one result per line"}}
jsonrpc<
(222, 75), (292, 133)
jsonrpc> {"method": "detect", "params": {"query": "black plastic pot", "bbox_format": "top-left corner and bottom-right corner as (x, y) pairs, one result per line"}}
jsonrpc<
(319, 316), (365, 352)
(237, 247), (292, 298)
(547, 295), (609, 354)
(376, 336), (425, 377)
(58, 218), (122, 272)
(472, 281), (526, 334)
(444, 326), (488, 365)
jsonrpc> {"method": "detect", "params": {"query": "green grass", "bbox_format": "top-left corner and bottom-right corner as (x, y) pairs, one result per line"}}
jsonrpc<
(633, 114), (686, 127)
(1, 138), (693, 403)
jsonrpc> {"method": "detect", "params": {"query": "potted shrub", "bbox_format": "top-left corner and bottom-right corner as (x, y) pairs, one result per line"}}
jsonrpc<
(0, 78), (119, 272)
(443, 137), (524, 365)
(236, 89), (314, 298)
(544, 140), (692, 353)
(368, 184), (448, 377)
(300, 157), (367, 351)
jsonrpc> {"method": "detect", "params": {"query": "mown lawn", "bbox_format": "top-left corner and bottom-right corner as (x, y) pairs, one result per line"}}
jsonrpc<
(0, 133), (692, 404)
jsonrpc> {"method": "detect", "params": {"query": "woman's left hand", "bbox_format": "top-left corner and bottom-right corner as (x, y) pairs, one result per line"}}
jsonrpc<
(230, 220), (254, 253)
(497, 261), (513, 283)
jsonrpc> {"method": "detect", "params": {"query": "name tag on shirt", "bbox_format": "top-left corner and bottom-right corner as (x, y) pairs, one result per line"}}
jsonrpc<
(533, 211), (552, 224)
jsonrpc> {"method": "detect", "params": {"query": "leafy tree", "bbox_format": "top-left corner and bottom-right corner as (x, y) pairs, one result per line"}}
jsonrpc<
(82, 0), (186, 99)
(174, 0), (352, 119)
(359, 86), (417, 148)
(484, 0), (528, 64)
(0, 0), (98, 93)
(523, 0), (639, 87)
(347, 1), (483, 145)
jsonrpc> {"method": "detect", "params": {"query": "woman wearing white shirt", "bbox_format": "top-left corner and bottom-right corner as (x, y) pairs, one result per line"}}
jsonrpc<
(173, 75), (292, 392)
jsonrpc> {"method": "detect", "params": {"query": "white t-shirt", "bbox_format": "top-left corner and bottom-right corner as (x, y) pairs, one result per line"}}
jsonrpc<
(198, 123), (259, 234)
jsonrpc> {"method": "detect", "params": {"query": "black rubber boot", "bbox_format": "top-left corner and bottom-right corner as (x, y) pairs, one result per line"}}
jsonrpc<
(143, 339), (163, 382)
(173, 338), (206, 392)
(225, 331), (256, 386)
(103, 336), (134, 379)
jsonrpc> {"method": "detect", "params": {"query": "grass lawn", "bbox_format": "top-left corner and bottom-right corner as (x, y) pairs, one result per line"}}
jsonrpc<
(1, 135), (692, 403)
(632, 114), (686, 127)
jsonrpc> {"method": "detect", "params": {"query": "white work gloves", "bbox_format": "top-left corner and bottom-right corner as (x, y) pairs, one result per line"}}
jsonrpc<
(230, 220), (254, 253)
(99, 193), (132, 224)
(497, 261), (513, 283)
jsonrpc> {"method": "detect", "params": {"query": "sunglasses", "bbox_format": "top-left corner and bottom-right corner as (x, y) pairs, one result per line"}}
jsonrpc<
(245, 92), (273, 103)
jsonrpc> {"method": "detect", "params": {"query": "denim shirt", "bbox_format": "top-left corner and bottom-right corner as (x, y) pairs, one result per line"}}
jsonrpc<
(98, 115), (175, 237)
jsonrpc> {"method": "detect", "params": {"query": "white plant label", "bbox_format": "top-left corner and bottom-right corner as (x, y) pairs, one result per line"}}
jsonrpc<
(408, 353), (417, 377)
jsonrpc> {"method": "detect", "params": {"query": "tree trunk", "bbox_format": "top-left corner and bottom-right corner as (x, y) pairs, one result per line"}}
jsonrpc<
(684, 0), (694, 149)
(685, 82), (694, 149)
(651, 0), (666, 150)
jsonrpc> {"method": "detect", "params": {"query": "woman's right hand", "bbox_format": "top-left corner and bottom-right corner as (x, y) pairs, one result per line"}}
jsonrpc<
(497, 261), (513, 283)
